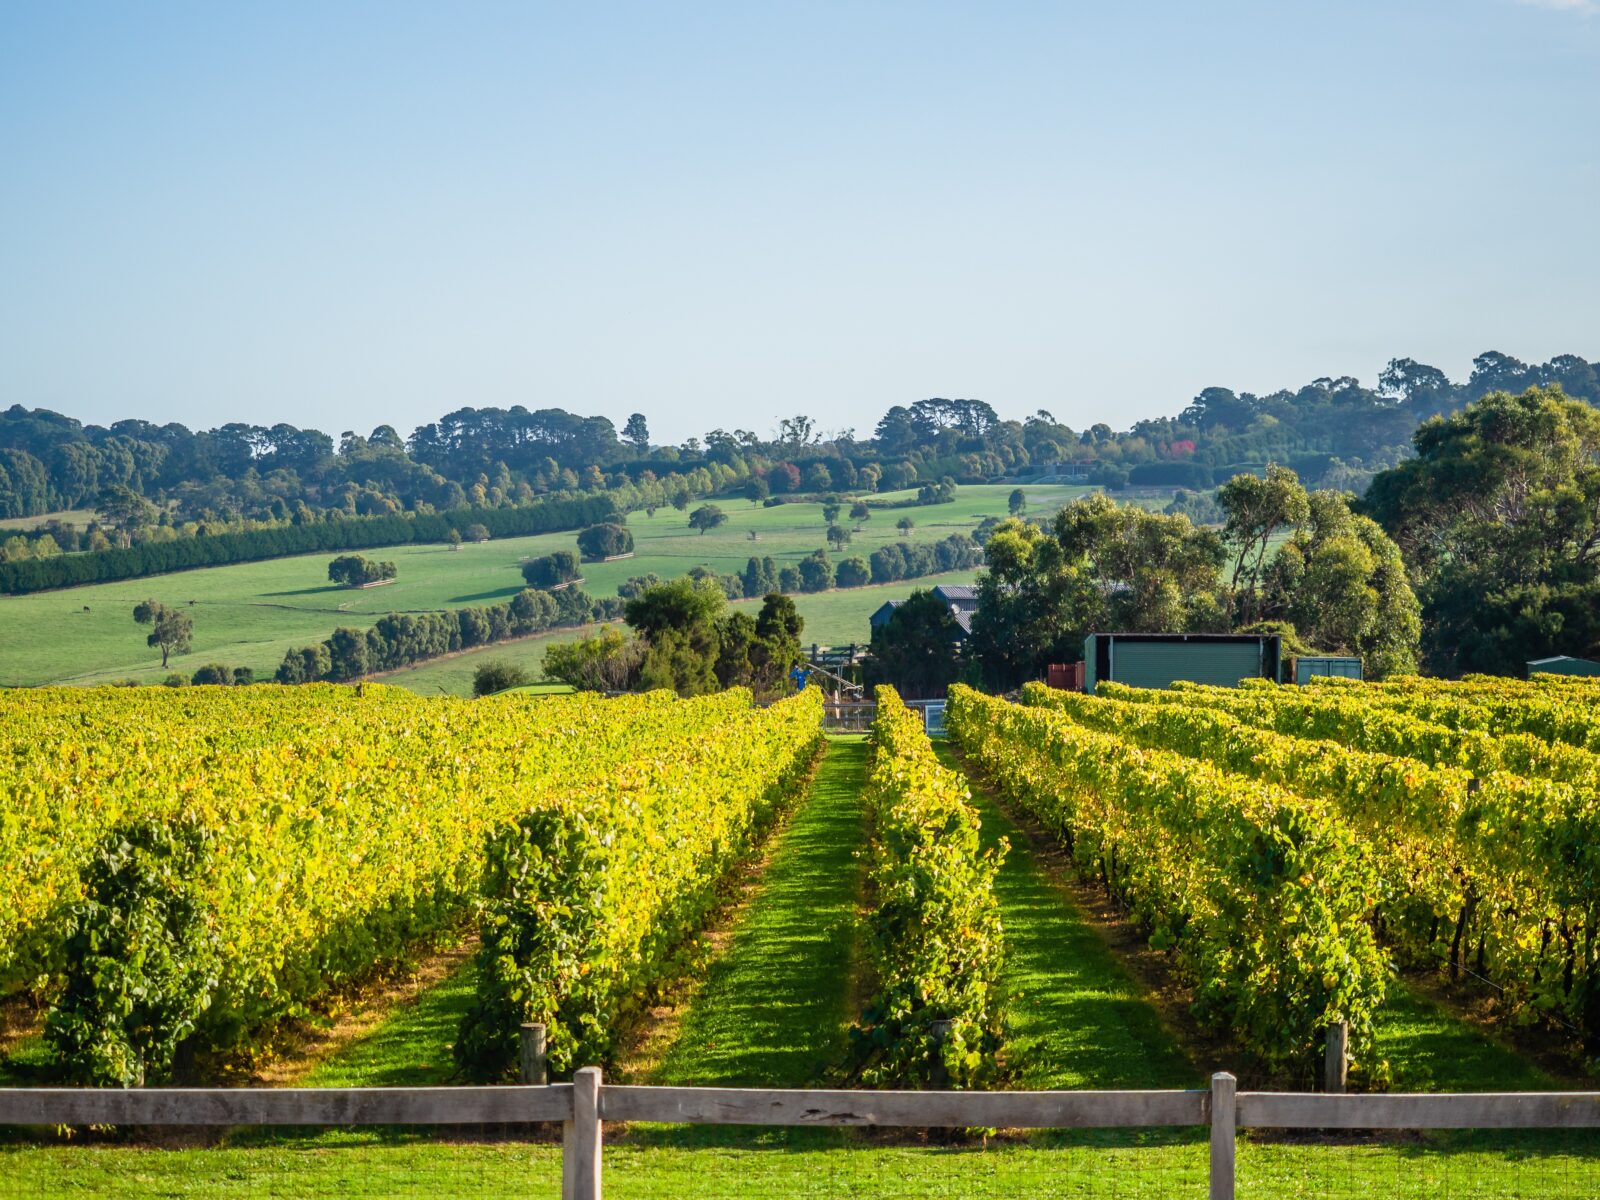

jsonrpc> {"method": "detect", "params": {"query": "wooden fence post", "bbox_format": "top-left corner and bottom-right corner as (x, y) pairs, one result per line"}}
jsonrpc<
(520, 1023), (547, 1086)
(1209, 1071), (1236, 1200)
(1324, 1021), (1348, 1095)
(563, 1066), (602, 1200)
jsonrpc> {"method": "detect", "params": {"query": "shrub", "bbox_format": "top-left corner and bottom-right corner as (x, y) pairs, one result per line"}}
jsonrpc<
(473, 660), (531, 697)
(577, 523), (633, 561)
(523, 551), (580, 588)
(44, 818), (220, 1086)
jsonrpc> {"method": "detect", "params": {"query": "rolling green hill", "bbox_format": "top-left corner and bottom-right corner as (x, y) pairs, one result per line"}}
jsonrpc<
(0, 484), (1087, 692)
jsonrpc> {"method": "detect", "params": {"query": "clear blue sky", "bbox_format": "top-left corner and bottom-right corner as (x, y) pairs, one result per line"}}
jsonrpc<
(2, 1), (1596, 443)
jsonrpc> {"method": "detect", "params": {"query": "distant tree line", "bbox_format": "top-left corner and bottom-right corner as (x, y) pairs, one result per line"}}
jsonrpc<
(0, 495), (618, 595)
(275, 586), (623, 684)
(667, 535), (986, 604)
(8, 351), (1591, 532)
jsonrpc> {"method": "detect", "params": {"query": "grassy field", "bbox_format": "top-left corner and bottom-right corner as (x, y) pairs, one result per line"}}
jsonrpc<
(0, 484), (1086, 691)
(650, 738), (869, 1088)
(0, 508), (98, 532)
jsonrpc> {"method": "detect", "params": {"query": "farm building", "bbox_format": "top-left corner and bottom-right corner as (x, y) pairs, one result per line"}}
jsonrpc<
(1287, 655), (1363, 684)
(1526, 654), (1600, 678)
(869, 584), (979, 643)
(1083, 632), (1282, 694)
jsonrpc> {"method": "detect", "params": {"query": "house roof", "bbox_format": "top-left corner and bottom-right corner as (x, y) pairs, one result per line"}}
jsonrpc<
(933, 584), (979, 604)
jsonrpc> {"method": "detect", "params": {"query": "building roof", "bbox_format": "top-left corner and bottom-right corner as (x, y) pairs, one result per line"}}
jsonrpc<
(933, 584), (979, 605)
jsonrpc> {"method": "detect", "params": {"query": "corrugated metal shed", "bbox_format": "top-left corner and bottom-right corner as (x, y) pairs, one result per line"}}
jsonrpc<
(1291, 656), (1363, 684)
(1083, 633), (1280, 694)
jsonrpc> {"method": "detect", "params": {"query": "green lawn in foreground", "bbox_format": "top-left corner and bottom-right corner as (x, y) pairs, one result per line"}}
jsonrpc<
(938, 746), (1200, 1092)
(0, 484), (1087, 689)
(9, 1119), (1600, 1197)
(650, 737), (868, 1089)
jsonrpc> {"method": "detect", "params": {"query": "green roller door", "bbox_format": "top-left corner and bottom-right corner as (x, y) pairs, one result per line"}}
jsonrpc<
(1112, 640), (1262, 690)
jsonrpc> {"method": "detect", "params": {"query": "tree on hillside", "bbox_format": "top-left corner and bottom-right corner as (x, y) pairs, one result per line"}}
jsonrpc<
(798, 550), (835, 593)
(472, 660), (530, 697)
(1217, 465), (1310, 612)
(465, 523), (490, 544)
(97, 485), (158, 544)
(688, 504), (727, 535)
(543, 626), (646, 693)
(1261, 491), (1420, 676)
(576, 522), (633, 561)
(1362, 385), (1600, 673)
(522, 550), (580, 589)
(826, 524), (851, 552)
(896, 515), (915, 534)
(745, 475), (770, 505)
(132, 599), (193, 669)
(869, 589), (964, 698)
(822, 501), (842, 524)
(448, 528), (463, 551)
(850, 500), (871, 524)
(622, 413), (650, 454)
(1008, 488), (1026, 515)
(625, 577), (726, 695)
(328, 554), (397, 588)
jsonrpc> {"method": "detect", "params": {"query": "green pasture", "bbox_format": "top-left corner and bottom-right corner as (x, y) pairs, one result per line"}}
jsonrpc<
(0, 508), (98, 532)
(0, 484), (1085, 690)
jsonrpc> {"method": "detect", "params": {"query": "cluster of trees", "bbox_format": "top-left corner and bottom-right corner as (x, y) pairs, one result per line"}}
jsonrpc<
(968, 473), (1421, 689)
(522, 551), (581, 589)
(544, 579), (803, 699)
(275, 586), (621, 684)
(665, 535), (985, 606)
(0, 495), (619, 595)
(868, 590), (969, 698)
(576, 522), (632, 560)
(327, 554), (396, 588)
(1361, 385), (1600, 675)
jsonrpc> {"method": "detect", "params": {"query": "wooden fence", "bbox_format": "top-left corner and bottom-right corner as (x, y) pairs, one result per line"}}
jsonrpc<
(4, 1069), (1598, 1200)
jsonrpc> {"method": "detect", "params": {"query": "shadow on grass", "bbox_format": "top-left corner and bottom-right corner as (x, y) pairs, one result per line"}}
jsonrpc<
(447, 587), (524, 604)
(260, 584), (346, 598)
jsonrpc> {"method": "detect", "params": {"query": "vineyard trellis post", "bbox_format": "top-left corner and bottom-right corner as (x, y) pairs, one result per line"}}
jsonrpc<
(1209, 1071), (1236, 1200)
(1325, 1021), (1348, 1094)
(520, 1022), (548, 1086)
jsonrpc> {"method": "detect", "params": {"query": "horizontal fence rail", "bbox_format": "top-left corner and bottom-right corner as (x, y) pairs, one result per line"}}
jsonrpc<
(599, 1085), (1206, 1127)
(4, 1071), (1600, 1200)
(0, 1084), (575, 1127)
(1238, 1090), (1600, 1130)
